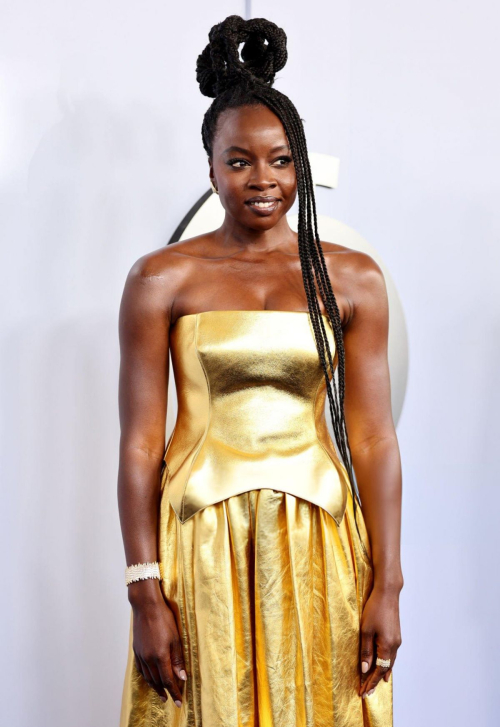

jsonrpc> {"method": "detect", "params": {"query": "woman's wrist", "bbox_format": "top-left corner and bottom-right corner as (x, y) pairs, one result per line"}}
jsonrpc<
(372, 569), (404, 594)
(127, 577), (165, 610)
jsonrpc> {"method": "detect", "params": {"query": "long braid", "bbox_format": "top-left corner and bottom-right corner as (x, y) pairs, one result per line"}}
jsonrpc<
(195, 15), (364, 537)
(259, 87), (362, 528)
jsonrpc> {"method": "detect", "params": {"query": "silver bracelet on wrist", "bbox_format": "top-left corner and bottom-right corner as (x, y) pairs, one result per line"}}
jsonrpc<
(125, 561), (162, 587)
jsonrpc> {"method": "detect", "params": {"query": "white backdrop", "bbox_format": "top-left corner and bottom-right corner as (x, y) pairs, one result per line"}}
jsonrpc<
(1, 2), (499, 725)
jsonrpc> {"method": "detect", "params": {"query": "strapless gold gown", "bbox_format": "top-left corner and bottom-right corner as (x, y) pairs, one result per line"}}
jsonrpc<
(120, 310), (393, 727)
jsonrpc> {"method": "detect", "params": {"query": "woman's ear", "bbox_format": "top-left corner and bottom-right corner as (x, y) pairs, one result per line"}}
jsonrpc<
(208, 158), (217, 190)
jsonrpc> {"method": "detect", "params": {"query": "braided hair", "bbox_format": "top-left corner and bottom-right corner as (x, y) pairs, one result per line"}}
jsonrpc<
(195, 14), (364, 534)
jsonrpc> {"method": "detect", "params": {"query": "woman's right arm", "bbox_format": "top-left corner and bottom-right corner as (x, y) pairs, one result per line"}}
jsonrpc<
(117, 253), (186, 708)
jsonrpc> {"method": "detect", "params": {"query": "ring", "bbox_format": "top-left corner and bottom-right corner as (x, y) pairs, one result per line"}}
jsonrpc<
(376, 657), (391, 668)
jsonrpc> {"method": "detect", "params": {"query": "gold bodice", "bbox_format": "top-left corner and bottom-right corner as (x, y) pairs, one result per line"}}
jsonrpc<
(161, 310), (350, 526)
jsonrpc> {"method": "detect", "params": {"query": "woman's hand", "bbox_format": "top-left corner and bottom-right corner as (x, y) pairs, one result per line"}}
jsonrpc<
(131, 596), (187, 707)
(358, 584), (402, 698)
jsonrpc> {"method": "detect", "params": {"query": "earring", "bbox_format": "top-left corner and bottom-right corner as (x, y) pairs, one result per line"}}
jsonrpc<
(210, 180), (219, 195)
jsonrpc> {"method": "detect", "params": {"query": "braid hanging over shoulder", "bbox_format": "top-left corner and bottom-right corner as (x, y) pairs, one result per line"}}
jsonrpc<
(193, 14), (364, 537)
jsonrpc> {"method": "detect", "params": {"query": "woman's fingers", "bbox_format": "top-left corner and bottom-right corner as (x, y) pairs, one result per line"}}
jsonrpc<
(171, 635), (188, 683)
(359, 627), (374, 695)
(383, 650), (397, 682)
(131, 601), (188, 705)
(156, 652), (184, 707)
(133, 651), (145, 680)
(360, 656), (390, 697)
(358, 587), (402, 697)
(360, 643), (397, 697)
(140, 656), (168, 703)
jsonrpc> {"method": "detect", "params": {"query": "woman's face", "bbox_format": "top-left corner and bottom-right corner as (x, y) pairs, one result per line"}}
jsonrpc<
(209, 104), (297, 230)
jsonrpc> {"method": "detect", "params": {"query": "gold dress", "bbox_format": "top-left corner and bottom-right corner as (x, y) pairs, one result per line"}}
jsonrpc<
(120, 310), (393, 727)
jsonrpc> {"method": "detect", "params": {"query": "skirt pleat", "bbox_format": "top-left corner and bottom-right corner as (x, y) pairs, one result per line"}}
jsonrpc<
(120, 487), (393, 727)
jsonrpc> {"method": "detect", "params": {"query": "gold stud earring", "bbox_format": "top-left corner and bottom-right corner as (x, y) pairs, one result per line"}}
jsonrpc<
(210, 180), (219, 195)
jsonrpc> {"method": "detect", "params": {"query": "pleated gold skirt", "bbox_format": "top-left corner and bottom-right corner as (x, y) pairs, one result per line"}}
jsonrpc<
(120, 487), (393, 726)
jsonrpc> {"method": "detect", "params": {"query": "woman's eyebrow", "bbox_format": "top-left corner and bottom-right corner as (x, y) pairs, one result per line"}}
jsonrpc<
(222, 144), (291, 155)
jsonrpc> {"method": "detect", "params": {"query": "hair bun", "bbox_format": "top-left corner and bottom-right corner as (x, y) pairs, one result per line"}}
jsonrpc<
(196, 15), (288, 99)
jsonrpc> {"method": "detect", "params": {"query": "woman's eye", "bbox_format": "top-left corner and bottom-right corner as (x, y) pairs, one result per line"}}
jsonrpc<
(226, 155), (293, 169)
(227, 158), (249, 168)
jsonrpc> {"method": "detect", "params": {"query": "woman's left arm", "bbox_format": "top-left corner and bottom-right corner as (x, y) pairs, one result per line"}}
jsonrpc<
(341, 251), (404, 697)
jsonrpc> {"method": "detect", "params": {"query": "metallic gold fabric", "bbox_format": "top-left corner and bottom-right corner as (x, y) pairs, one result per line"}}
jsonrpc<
(163, 311), (348, 525)
(120, 311), (393, 726)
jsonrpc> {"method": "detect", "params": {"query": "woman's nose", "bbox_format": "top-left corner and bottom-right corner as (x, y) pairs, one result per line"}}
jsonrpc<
(247, 160), (278, 188)
(248, 170), (277, 189)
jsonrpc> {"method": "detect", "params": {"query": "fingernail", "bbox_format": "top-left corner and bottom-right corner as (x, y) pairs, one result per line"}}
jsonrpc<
(175, 700), (182, 708)
(361, 661), (369, 673)
(179, 669), (187, 680)
(368, 688), (375, 696)
(160, 696), (167, 703)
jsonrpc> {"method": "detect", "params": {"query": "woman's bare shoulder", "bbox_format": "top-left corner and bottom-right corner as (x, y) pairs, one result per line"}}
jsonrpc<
(321, 240), (383, 285)
(120, 235), (219, 323)
(127, 234), (217, 280)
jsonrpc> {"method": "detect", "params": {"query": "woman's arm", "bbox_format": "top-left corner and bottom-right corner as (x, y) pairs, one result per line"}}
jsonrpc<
(341, 252), (403, 697)
(118, 252), (186, 707)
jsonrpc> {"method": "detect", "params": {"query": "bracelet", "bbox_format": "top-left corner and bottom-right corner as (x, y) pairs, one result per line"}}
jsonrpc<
(125, 561), (162, 587)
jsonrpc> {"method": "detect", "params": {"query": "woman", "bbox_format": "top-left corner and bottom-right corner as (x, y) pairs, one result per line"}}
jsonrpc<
(119, 15), (403, 727)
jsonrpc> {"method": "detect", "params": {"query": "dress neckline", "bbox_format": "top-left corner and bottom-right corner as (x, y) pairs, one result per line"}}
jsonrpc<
(172, 309), (331, 327)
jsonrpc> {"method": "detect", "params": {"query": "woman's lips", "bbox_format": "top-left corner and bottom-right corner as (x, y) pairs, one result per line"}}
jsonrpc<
(245, 200), (280, 216)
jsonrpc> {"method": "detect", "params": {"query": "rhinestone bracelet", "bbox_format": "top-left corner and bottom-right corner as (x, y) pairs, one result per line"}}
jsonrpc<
(125, 561), (162, 587)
